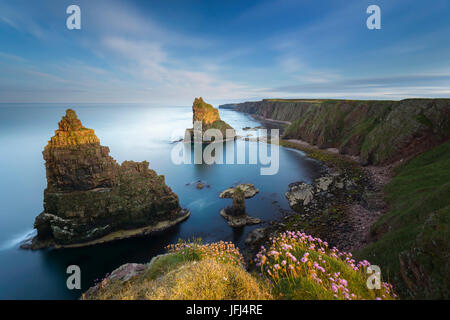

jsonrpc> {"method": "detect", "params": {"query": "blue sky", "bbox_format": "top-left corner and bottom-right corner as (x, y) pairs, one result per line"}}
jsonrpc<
(0, 0), (449, 105)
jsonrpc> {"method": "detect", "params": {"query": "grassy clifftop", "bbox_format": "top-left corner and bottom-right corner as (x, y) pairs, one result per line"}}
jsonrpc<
(83, 234), (396, 300)
(221, 99), (450, 165)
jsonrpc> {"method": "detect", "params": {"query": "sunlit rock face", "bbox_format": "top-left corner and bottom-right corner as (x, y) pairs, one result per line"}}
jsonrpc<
(192, 97), (221, 125)
(30, 109), (189, 248)
(43, 109), (119, 192)
(186, 97), (235, 143)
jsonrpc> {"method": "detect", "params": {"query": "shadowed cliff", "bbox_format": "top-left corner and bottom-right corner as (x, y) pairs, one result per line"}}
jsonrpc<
(220, 99), (450, 165)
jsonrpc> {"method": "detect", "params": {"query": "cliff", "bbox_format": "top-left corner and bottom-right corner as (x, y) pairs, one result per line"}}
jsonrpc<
(28, 109), (189, 249)
(219, 97), (450, 299)
(358, 140), (450, 299)
(220, 99), (450, 165)
(186, 97), (235, 143)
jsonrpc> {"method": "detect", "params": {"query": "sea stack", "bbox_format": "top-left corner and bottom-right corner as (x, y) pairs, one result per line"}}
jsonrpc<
(26, 109), (189, 249)
(185, 97), (235, 143)
(220, 187), (262, 228)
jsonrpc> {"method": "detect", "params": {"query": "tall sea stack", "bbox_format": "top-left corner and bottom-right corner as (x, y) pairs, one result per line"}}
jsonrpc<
(27, 109), (189, 249)
(186, 97), (235, 143)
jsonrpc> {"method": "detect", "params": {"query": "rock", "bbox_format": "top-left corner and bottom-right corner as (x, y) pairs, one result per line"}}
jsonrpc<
(82, 259), (154, 299)
(285, 182), (314, 208)
(345, 179), (357, 190)
(219, 184), (259, 199)
(28, 109), (189, 249)
(196, 182), (205, 189)
(109, 263), (147, 282)
(335, 181), (344, 189)
(185, 97), (235, 143)
(220, 188), (262, 227)
(232, 187), (246, 215)
(362, 191), (385, 210)
(220, 209), (262, 228)
(285, 173), (359, 212)
(245, 228), (266, 245)
(315, 176), (334, 192)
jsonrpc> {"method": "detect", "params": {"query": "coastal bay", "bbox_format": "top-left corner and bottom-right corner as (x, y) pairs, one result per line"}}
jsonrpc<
(0, 103), (322, 299)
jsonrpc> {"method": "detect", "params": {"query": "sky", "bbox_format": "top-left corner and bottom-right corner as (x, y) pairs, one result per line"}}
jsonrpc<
(0, 0), (449, 105)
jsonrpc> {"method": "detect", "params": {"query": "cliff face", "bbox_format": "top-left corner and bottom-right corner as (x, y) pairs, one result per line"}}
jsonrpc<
(187, 97), (235, 142)
(220, 99), (450, 165)
(31, 109), (189, 248)
(43, 109), (119, 192)
(192, 97), (221, 125)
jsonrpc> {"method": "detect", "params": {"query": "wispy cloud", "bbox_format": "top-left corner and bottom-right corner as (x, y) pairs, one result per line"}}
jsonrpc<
(0, 0), (449, 103)
(272, 73), (450, 99)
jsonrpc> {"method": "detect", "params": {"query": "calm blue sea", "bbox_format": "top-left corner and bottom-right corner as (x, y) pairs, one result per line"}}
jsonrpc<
(0, 103), (322, 299)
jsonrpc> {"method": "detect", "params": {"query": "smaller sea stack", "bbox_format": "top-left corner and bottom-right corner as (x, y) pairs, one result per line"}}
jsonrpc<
(220, 187), (262, 228)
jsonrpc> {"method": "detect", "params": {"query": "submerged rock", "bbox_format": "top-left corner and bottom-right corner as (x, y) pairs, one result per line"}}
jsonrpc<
(219, 184), (259, 199)
(185, 97), (235, 143)
(27, 109), (189, 249)
(245, 228), (267, 245)
(220, 209), (262, 228)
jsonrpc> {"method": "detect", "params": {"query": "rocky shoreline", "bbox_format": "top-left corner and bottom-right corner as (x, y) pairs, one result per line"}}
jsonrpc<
(243, 137), (393, 266)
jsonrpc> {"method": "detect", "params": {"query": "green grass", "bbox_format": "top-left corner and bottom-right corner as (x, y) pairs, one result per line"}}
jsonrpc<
(83, 240), (271, 300)
(357, 140), (450, 298)
(144, 253), (190, 281)
(84, 234), (396, 300)
(271, 250), (373, 300)
(256, 231), (396, 300)
(415, 113), (434, 129)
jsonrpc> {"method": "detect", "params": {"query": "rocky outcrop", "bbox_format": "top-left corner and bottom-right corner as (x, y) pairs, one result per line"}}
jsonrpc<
(220, 209), (262, 228)
(82, 253), (169, 299)
(220, 99), (450, 165)
(26, 109), (189, 249)
(281, 170), (369, 252)
(219, 184), (259, 199)
(186, 97), (235, 143)
(220, 187), (262, 227)
(285, 172), (357, 213)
